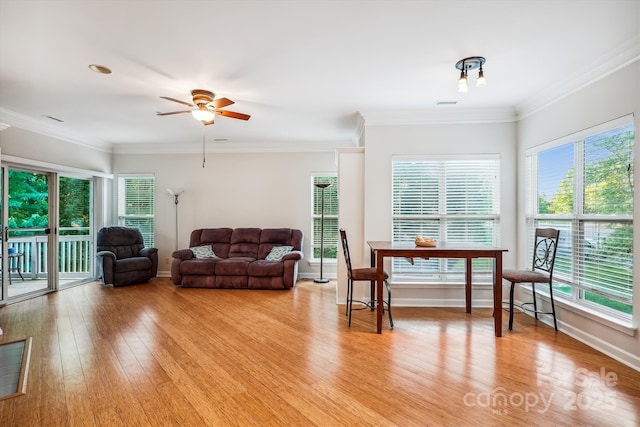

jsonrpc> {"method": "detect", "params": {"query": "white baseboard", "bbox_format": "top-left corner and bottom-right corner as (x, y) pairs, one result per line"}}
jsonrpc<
(558, 320), (640, 372)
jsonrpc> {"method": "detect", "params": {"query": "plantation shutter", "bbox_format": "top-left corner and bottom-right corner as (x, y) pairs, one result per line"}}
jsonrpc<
(527, 118), (634, 313)
(117, 176), (155, 246)
(312, 176), (338, 259)
(391, 156), (500, 279)
(579, 125), (633, 304)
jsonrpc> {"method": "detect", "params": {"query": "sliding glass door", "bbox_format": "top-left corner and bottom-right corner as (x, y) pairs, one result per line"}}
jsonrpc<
(0, 165), (95, 301)
(0, 165), (5, 306)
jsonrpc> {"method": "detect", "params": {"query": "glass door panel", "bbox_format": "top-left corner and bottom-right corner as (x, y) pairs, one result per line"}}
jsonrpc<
(1, 166), (5, 305)
(7, 169), (52, 299)
(59, 176), (94, 288)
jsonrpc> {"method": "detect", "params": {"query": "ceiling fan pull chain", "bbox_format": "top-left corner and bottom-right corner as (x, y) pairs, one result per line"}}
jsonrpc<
(202, 127), (206, 168)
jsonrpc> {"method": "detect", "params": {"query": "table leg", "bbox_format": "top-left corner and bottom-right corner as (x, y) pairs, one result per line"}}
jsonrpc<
(494, 253), (503, 337)
(465, 257), (472, 313)
(376, 252), (384, 334)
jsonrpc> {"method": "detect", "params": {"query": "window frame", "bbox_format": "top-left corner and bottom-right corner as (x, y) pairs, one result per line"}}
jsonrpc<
(525, 115), (634, 319)
(391, 154), (501, 283)
(310, 174), (338, 263)
(116, 174), (156, 247)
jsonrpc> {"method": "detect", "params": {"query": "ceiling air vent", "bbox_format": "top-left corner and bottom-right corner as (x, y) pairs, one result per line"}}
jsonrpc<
(436, 101), (459, 106)
(43, 115), (64, 122)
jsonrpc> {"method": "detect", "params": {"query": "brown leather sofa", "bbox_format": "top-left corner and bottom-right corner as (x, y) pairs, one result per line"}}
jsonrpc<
(171, 227), (304, 289)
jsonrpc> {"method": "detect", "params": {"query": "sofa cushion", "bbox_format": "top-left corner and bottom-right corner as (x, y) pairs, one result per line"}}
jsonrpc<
(228, 228), (262, 258)
(265, 246), (293, 261)
(97, 226), (145, 259)
(215, 275), (248, 289)
(247, 260), (285, 277)
(190, 245), (217, 259)
(215, 257), (254, 276)
(115, 257), (152, 273)
(258, 228), (303, 259)
(191, 228), (233, 258)
(260, 228), (294, 244)
(181, 259), (218, 275)
(183, 275), (216, 288)
(191, 228), (233, 246)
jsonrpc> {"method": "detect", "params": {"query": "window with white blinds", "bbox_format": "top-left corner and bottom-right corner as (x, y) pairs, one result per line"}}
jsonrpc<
(526, 116), (634, 316)
(117, 175), (155, 247)
(392, 156), (500, 281)
(311, 175), (338, 261)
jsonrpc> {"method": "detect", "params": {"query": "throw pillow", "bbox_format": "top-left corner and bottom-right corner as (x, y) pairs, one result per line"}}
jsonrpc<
(190, 245), (217, 259)
(265, 245), (293, 261)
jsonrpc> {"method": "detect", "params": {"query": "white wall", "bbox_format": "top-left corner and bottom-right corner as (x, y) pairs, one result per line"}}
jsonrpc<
(361, 121), (518, 306)
(336, 148), (365, 303)
(0, 126), (113, 230)
(0, 127), (111, 173)
(517, 61), (640, 370)
(113, 150), (337, 278)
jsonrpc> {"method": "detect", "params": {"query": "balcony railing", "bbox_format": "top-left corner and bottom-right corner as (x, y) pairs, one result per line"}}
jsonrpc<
(6, 230), (92, 280)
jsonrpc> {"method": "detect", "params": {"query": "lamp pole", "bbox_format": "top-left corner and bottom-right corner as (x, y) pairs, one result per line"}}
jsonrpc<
(173, 194), (179, 251)
(167, 189), (183, 251)
(314, 182), (331, 283)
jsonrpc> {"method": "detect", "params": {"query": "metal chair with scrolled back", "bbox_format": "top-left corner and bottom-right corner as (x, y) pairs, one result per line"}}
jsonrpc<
(503, 228), (560, 331)
(339, 229), (393, 328)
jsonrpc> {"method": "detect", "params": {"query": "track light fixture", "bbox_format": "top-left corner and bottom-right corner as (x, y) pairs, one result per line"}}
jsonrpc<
(455, 56), (486, 93)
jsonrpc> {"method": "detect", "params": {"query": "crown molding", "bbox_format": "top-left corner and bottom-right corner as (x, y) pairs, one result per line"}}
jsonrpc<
(355, 113), (366, 144)
(359, 107), (517, 126)
(0, 108), (113, 153)
(111, 139), (357, 155)
(516, 35), (640, 120)
(336, 146), (365, 154)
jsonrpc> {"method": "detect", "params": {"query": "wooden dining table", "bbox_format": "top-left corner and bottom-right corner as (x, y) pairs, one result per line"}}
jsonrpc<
(367, 241), (508, 336)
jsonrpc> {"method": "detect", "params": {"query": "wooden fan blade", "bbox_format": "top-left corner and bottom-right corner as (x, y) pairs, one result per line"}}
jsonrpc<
(157, 110), (192, 116)
(215, 110), (250, 120)
(160, 96), (194, 107)
(212, 97), (234, 109)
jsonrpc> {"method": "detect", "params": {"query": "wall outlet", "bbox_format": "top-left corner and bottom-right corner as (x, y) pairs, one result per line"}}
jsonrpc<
(165, 257), (170, 265)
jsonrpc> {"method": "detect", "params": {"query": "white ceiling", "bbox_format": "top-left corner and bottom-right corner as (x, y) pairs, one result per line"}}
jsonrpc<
(0, 0), (638, 153)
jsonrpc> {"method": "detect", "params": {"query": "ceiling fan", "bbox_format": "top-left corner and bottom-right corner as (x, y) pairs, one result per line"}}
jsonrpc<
(157, 89), (250, 125)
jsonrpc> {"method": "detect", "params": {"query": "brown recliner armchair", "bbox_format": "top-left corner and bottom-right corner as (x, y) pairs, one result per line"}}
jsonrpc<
(96, 226), (158, 287)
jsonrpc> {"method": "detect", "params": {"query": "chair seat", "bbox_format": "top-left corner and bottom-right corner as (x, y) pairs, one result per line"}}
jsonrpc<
(503, 269), (550, 283)
(115, 257), (152, 273)
(350, 267), (389, 281)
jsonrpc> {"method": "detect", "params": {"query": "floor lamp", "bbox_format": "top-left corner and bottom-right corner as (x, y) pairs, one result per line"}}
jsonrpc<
(314, 182), (332, 283)
(166, 189), (184, 251)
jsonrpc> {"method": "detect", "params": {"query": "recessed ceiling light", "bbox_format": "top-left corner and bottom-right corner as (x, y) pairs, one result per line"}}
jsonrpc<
(88, 64), (112, 74)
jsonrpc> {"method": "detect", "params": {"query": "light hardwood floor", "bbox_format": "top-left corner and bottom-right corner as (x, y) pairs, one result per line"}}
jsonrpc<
(0, 278), (638, 426)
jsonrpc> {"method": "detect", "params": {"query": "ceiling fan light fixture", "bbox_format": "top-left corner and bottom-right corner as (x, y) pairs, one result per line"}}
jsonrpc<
(158, 89), (249, 124)
(192, 107), (215, 122)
